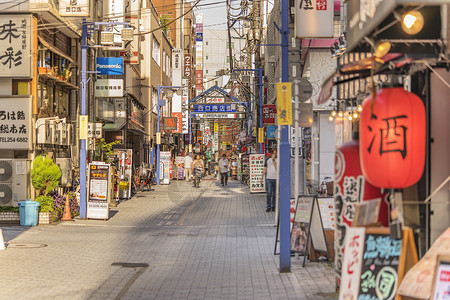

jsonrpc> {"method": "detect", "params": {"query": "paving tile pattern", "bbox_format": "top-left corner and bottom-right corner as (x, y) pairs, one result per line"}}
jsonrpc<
(0, 178), (337, 299)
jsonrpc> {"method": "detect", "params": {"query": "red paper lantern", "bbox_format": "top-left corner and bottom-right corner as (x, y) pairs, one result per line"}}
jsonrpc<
(359, 88), (426, 189)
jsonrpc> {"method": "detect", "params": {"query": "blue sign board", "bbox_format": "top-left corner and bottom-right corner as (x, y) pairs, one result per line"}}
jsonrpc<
(194, 104), (236, 113)
(195, 32), (203, 42)
(96, 57), (124, 75)
(266, 126), (277, 139)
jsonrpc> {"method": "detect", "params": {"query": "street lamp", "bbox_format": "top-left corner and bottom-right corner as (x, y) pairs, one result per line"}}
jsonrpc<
(155, 85), (182, 185)
(79, 20), (131, 219)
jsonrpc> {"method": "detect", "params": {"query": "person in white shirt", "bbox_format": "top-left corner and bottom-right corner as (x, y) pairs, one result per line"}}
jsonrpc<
(218, 154), (229, 186)
(184, 154), (193, 181)
(261, 149), (277, 212)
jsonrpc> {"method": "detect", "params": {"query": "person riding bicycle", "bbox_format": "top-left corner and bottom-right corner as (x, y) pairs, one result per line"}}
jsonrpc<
(192, 154), (204, 188)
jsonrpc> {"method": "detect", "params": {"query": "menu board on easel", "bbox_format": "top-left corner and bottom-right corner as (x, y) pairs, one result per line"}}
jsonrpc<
(290, 195), (314, 254)
(87, 163), (110, 220)
(339, 227), (418, 300)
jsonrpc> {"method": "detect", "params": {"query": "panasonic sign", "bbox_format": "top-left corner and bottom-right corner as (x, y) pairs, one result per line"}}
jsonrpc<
(96, 57), (124, 75)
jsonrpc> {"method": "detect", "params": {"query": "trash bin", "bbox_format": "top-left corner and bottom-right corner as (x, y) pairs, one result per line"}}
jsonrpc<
(18, 199), (40, 226)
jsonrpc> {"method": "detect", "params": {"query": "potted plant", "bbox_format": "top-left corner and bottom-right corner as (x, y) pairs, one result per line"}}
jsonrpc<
(31, 155), (61, 224)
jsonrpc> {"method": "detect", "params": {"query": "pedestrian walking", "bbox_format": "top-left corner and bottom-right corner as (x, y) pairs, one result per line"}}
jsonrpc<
(192, 154), (204, 188)
(184, 154), (193, 182)
(218, 154), (229, 186)
(261, 149), (277, 212)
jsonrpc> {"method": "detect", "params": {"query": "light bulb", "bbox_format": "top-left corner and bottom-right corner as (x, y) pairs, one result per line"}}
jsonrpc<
(401, 11), (424, 35)
(353, 112), (359, 119)
(328, 115), (334, 122)
(348, 114), (353, 121)
(338, 111), (344, 118)
(357, 105), (363, 112)
(331, 110), (337, 117)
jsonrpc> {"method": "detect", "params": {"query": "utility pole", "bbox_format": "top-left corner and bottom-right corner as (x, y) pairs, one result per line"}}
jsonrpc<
(279, 0), (291, 272)
(226, 0), (234, 71)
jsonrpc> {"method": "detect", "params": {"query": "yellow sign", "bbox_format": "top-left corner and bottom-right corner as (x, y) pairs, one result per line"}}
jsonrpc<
(189, 144), (192, 153)
(276, 82), (293, 125)
(214, 122), (218, 132)
(258, 128), (264, 143)
(79, 115), (88, 140)
(156, 132), (161, 144)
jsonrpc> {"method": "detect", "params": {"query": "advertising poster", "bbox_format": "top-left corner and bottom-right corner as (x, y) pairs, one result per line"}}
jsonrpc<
(276, 82), (292, 125)
(318, 197), (335, 230)
(160, 151), (171, 184)
(0, 96), (32, 150)
(114, 149), (132, 199)
(249, 154), (265, 193)
(290, 195), (313, 252)
(87, 163), (110, 219)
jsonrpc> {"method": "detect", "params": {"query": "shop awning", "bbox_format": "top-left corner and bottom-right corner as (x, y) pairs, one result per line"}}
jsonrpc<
(317, 53), (414, 105)
(38, 36), (75, 64)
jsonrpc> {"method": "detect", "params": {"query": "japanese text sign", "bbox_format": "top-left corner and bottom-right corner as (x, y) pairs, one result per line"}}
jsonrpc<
(249, 154), (265, 193)
(263, 104), (276, 124)
(95, 79), (123, 97)
(87, 163), (110, 219)
(194, 104), (236, 113)
(276, 82), (292, 125)
(60, 0), (89, 16)
(294, 0), (334, 38)
(164, 117), (177, 130)
(184, 54), (191, 78)
(0, 96), (32, 149)
(0, 14), (32, 77)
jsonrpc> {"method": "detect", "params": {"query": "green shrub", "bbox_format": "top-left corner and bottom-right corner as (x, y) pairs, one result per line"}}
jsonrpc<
(31, 155), (61, 196)
(35, 195), (54, 213)
(0, 206), (19, 213)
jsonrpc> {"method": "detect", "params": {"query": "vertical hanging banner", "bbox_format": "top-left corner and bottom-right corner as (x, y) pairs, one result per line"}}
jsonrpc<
(195, 14), (203, 96)
(172, 93), (182, 133)
(294, 0), (334, 38)
(276, 82), (293, 125)
(172, 48), (182, 86)
(181, 85), (189, 134)
(249, 154), (265, 193)
(0, 14), (32, 78)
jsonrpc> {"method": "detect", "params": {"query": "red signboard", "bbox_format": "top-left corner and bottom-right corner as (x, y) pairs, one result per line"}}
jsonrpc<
(195, 70), (203, 91)
(263, 104), (276, 124)
(171, 112), (182, 133)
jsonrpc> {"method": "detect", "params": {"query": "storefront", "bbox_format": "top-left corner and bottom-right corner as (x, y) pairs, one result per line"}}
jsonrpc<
(319, 0), (449, 293)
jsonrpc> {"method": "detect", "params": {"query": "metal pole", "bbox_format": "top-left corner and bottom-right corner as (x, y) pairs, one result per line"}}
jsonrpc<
(294, 84), (299, 202)
(279, 0), (291, 272)
(259, 68), (263, 154)
(79, 20), (88, 219)
(156, 85), (161, 185)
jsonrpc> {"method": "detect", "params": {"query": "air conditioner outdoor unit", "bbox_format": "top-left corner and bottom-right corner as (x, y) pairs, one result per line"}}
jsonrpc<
(49, 120), (59, 145)
(36, 119), (51, 144)
(0, 159), (29, 206)
(56, 158), (72, 187)
(67, 124), (73, 146)
(58, 122), (68, 146)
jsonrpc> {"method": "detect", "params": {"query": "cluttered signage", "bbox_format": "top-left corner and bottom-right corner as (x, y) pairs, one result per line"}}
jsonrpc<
(87, 163), (110, 219)
(263, 104), (276, 124)
(96, 57), (123, 75)
(95, 79), (123, 97)
(0, 14), (32, 78)
(193, 113), (243, 119)
(0, 96), (32, 150)
(194, 104), (236, 113)
(294, 0), (334, 38)
(60, 0), (89, 16)
(163, 117), (177, 130)
(249, 154), (265, 193)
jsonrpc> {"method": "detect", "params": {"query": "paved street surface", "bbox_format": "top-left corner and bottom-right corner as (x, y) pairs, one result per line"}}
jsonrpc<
(0, 177), (337, 300)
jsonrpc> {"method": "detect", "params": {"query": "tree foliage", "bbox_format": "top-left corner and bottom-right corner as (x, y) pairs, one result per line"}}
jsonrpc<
(94, 138), (121, 163)
(31, 155), (61, 196)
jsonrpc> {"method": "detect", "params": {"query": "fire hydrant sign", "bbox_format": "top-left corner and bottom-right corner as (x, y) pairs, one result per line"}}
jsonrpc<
(87, 163), (110, 219)
(249, 154), (265, 193)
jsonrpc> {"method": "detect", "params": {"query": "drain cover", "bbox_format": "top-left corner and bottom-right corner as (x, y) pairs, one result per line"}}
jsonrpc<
(111, 262), (149, 268)
(7, 243), (47, 248)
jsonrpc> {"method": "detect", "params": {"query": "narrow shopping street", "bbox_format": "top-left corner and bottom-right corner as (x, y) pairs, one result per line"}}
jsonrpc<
(0, 178), (336, 300)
